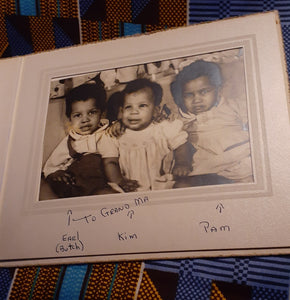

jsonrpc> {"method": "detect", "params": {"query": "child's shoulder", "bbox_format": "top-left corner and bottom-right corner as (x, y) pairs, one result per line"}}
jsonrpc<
(155, 119), (184, 136)
(218, 96), (247, 118)
(157, 118), (183, 127)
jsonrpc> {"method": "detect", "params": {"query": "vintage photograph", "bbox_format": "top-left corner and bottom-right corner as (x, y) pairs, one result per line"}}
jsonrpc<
(39, 48), (253, 200)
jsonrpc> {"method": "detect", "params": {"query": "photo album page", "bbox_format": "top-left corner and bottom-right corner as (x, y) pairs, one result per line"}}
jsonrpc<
(0, 11), (290, 266)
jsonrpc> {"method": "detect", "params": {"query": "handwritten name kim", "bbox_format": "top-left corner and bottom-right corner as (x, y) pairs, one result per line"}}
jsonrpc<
(56, 231), (84, 253)
(118, 231), (138, 241)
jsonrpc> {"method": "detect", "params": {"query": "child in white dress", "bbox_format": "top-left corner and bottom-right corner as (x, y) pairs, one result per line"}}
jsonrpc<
(170, 60), (253, 186)
(98, 78), (192, 192)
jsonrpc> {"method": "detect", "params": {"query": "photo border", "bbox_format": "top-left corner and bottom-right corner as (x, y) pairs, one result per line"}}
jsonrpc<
(23, 35), (271, 214)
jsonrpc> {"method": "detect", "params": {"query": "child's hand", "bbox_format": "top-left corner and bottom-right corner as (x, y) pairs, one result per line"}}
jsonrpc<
(48, 170), (76, 185)
(172, 164), (192, 177)
(153, 104), (171, 123)
(106, 120), (126, 138)
(118, 178), (139, 192)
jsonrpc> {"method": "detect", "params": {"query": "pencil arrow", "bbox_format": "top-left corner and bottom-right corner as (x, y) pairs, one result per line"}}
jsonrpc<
(127, 210), (134, 219)
(216, 203), (224, 213)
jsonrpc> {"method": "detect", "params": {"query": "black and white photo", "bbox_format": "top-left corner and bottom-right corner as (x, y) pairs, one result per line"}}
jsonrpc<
(40, 48), (253, 200)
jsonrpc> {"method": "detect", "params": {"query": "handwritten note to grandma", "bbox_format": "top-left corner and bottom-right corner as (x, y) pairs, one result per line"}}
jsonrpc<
(54, 197), (232, 255)
(67, 196), (148, 225)
(55, 196), (149, 254)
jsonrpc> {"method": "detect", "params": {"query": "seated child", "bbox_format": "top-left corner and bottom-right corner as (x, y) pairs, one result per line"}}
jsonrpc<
(98, 78), (193, 192)
(43, 83), (111, 198)
(170, 59), (253, 185)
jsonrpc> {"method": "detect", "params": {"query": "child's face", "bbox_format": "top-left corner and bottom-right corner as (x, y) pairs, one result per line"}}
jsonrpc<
(122, 87), (156, 131)
(182, 76), (219, 115)
(70, 98), (101, 135)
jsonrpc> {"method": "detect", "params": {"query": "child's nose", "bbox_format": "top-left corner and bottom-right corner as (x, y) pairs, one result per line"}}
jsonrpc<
(130, 107), (139, 113)
(192, 93), (202, 103)
(81, 114), (90, 122)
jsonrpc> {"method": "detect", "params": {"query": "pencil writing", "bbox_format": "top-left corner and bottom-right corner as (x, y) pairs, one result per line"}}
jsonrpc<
(56, 231), (84, 253)
(118, 231), (138, 241)
(199, 221), (231, 233)
(67, 196), (149, 225)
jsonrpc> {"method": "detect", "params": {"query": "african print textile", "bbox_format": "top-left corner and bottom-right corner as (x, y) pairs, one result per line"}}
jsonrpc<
(145, 257), (290, 300)
(2, 256), (290, 299)
(7, 262), (143, 299)
(0, 0), (187, 56)
(0, 0), (80, 56)
(189, 0), (290, 78)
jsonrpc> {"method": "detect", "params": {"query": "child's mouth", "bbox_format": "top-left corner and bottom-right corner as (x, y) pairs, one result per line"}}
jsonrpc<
(128, 119), (140, 124)
(192, 105), (205, 113)
(80, 125), (91, 131)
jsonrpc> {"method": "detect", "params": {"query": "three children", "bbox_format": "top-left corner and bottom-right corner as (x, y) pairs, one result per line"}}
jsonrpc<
(43, 59), (253, 198)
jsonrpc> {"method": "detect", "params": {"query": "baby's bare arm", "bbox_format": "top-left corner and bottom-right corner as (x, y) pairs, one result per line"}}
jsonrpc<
(172, 142), (193, 177)
(103, 157), (123, 184)
(103, 157), (139, 192)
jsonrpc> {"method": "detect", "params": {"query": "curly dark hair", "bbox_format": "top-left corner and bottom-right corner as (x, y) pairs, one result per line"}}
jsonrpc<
(121, 78), (163, 106)
(65, 83), (106, 118)
(170, 60), (223, 113)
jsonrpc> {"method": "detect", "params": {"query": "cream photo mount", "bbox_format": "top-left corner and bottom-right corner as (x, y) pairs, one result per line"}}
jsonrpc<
(0, 11), (290, 267)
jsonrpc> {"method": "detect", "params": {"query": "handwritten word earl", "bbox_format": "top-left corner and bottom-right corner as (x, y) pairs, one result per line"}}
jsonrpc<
(118, 231), (138, 241)
(56, 231), (84, 253)
(199, 221), (230, 233)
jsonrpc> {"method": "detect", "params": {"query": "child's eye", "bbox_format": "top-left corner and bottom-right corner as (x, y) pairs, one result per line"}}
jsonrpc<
(124, 105), (132, 110)
(200, 89), (208, 95)
(199, 88), (214, 96)
(89, 109), (99, 115)
(184, 92), (194, 98)
(72, 113), (81, 119)
(139, 104), (148, 108)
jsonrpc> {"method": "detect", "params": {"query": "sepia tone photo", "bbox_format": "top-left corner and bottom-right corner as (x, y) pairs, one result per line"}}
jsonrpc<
(39, 48), (253, 200)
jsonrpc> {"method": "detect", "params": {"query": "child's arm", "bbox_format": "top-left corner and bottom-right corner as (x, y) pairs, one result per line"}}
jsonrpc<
(43, 136), (73, 178)
(172, 142), (194, 177)
(103, 157), (139, 192)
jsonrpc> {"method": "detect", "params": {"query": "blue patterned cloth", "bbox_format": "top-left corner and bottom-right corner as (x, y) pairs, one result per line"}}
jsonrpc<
(145, 256), (290, 299)
(189, 0), (290, 75)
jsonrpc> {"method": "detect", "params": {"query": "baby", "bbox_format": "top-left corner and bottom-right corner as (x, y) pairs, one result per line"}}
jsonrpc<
(170, 59), (253, 186)
(43, 83), (110, 198)
(98, 78), (192, 192)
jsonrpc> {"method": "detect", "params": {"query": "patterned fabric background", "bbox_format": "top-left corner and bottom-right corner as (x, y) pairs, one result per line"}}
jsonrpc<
(0, 0), (187, 56)
(189, 0), (290, 78)
(1, 0), (290, 299)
